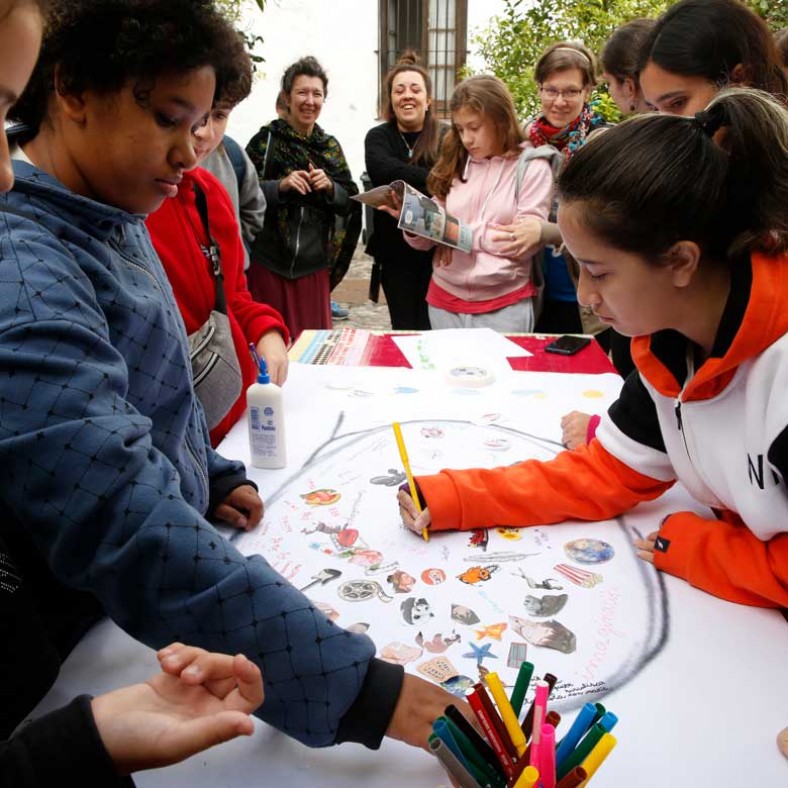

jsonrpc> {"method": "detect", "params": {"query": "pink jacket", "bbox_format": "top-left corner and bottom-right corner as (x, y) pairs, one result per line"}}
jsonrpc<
(405, 143), (553, 302)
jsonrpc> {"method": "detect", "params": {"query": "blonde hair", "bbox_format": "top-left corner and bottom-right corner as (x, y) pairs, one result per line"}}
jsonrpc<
(428, 75), (524, 200)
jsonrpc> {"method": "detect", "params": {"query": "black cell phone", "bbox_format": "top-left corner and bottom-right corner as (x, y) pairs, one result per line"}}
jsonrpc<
(544, 335), (592, 355)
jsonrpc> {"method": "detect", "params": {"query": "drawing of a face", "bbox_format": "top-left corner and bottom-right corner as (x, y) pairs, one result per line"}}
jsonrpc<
(401, 596), (434, 624)
(509, 615), (577, 655)
(388, 569), (416, 593)
(421, 568), (446, 586)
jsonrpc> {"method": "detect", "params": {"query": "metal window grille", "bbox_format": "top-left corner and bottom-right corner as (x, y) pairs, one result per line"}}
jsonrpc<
(379, 0), (467, 118)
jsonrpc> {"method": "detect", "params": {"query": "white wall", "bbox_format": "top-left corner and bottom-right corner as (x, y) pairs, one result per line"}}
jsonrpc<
(230, 0), (507, 185)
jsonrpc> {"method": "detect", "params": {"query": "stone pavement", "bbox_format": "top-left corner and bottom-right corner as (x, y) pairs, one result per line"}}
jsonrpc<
(331, 245), (392, 331)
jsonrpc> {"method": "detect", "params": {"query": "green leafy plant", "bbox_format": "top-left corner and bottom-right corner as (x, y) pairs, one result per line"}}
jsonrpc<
(216, 0), (266, 69)
(474, 0), (787, 122)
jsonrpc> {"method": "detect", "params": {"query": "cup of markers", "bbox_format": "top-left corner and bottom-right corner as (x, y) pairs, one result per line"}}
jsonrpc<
(429, 662), (618, 788)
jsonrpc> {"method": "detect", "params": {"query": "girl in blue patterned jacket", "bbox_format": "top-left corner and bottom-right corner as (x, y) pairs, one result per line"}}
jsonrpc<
(0, 0), (452, 762)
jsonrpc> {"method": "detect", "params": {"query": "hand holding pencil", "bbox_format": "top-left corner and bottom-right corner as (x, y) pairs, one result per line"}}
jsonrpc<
(397, 486), (432, 538)
(393, 422), (430, 541)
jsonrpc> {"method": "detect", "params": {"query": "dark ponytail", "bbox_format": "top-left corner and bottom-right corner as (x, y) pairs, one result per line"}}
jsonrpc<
(557, 87), (788, 262)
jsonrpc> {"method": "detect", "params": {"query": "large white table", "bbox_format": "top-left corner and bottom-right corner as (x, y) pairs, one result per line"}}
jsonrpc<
(28, 359), (788, 787)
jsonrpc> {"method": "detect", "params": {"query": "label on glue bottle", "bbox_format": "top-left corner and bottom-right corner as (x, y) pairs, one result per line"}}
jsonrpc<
(247, 357), (286, 469)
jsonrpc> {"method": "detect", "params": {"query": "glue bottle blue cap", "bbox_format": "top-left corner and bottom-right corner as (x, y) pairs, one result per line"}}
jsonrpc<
(257, 357), (270, 384)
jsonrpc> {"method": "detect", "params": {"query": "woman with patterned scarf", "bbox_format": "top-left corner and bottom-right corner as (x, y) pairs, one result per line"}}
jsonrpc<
(246, 56), (361, 338)
(495, 42), (609, 342)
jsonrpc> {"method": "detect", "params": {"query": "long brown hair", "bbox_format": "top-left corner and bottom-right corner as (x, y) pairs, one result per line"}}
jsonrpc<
(382, 51), (441, 167)
(428, 75), (525, 200)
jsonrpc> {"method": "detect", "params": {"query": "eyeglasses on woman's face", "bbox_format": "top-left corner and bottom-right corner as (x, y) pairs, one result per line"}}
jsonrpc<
(539, 86), (584, 101)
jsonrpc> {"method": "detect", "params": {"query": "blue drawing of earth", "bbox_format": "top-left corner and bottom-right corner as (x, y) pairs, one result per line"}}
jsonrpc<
(564, 538), (615, 564)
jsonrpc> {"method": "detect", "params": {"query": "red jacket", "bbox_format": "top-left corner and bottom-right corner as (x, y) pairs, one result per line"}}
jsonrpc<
(146, 168), (288, 446)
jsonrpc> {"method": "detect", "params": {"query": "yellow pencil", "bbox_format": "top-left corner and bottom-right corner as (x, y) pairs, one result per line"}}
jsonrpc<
(392, 422), (429, 542)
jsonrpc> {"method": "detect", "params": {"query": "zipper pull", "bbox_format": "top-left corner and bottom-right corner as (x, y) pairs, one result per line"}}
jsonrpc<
(208, 244), (221, 278)
(675, 399), (683, 431)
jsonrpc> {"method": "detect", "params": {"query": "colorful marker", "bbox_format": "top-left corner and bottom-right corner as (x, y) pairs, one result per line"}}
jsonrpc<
(443, 715), (503, 786)
(521, 673), (556, 739)
(248, 342), (262, 372)
(523, 710), (561, 764)
(430, 736), (481, 788)
(513, 765), (540, 788)
(538, 723), (557, 788)
(555, 766), (588, 788)
(529, 680), (549, 768)
(468, 684), (517, 779)
(486, 672), (527, 756)
(445, 703), (501, 776)
(556, 722), (607, 781)
(578, 732), (617, 785)
(555, 702), (597, 767)
(510, 660), (534, 718)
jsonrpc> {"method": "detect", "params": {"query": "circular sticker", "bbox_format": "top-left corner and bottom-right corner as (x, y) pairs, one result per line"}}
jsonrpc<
(564, 538), (615, 564)
(421, 567), (446, 586)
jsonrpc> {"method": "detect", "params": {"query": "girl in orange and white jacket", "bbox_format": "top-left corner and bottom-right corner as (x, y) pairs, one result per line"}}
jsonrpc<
(398, 88), (788, 609)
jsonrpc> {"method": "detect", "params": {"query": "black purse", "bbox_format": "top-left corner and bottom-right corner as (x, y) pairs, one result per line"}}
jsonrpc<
(186, 182), (243, 430)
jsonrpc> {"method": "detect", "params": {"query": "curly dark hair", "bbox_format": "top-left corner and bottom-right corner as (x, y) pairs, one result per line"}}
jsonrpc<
(10, 0), (252, 131)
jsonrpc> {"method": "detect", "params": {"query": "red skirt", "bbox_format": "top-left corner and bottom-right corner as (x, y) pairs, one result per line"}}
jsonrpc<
(247, 264), (331, 340)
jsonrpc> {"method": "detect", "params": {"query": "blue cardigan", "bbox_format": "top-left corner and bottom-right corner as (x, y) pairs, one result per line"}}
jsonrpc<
(0, 152), (402, 749)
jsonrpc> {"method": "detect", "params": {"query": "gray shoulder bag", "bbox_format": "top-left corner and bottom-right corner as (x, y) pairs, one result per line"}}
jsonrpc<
(187, 182), (243, 430)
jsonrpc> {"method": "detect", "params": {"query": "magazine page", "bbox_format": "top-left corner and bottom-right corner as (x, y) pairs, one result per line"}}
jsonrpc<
(397, 183), (473, 253)
(351, 181), (405, 209)
(352, 181), (473, 253)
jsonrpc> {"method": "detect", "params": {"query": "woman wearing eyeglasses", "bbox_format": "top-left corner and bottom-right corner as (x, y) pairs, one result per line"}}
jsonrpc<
(496, 42), (609, 341)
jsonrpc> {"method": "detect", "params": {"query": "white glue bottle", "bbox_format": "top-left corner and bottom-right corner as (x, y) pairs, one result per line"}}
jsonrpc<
(247, 356), (286, 469)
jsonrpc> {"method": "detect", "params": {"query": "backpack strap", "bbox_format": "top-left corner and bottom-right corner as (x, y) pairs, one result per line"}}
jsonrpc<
(515, 144), (563, 202)
(222, 135), (247, 192)
(192, 181), (228, 315)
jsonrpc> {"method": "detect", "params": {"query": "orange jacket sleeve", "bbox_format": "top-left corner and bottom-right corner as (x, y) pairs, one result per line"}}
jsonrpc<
(655, 511), (788, 608)
(417, 439), (673, 532)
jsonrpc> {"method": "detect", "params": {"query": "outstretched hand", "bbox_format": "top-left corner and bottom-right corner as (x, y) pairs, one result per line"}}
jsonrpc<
(91, 643), (264, 775)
